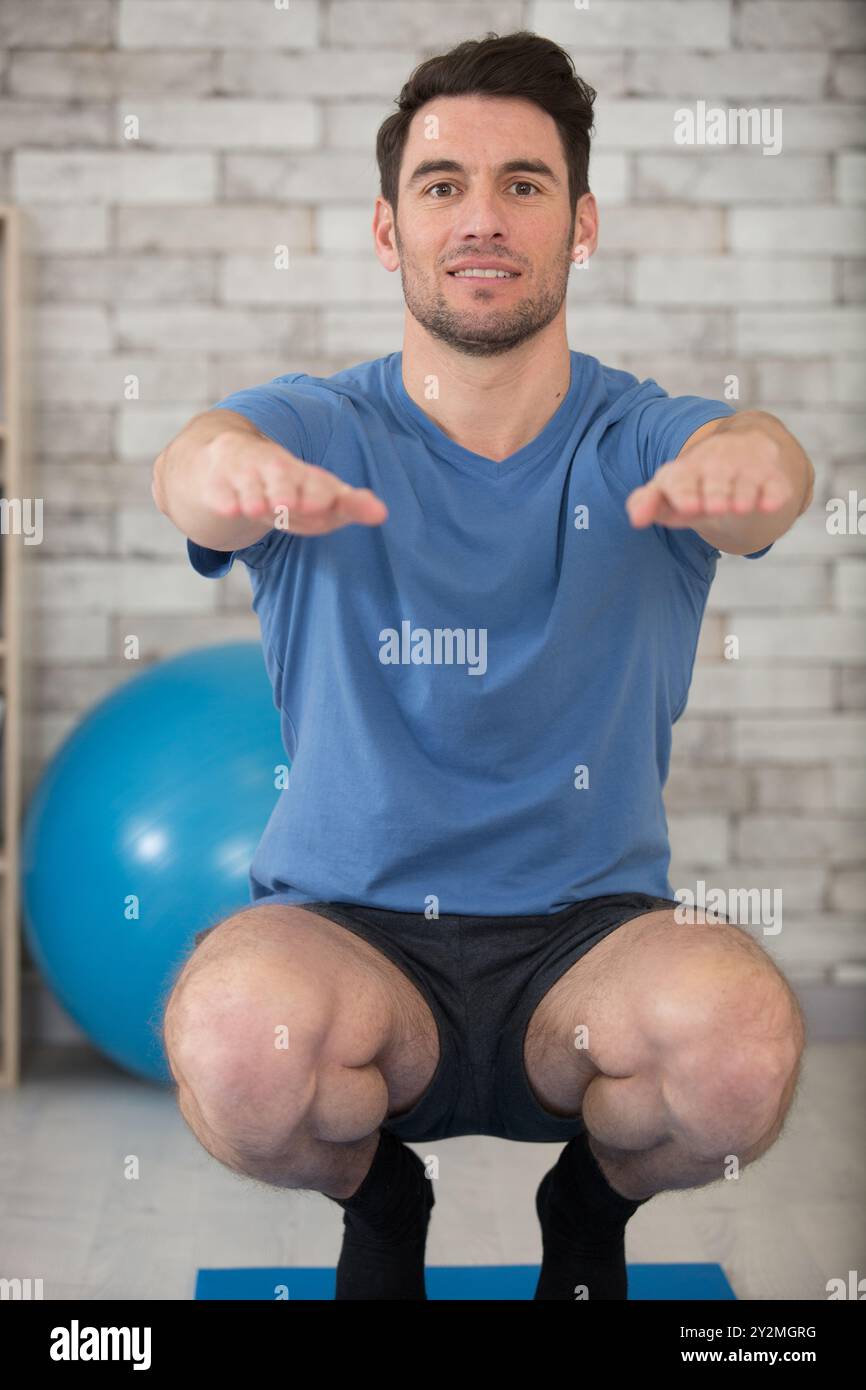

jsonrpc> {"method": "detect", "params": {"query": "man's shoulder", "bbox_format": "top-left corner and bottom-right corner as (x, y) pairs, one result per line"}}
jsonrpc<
(273, 353), (393, 405)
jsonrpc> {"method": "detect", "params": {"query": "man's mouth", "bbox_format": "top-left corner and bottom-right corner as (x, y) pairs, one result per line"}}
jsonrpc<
(447, 269), (520, 280)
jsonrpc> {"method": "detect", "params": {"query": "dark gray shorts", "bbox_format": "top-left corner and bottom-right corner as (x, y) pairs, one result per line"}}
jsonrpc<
(265, 892), (680, 1144)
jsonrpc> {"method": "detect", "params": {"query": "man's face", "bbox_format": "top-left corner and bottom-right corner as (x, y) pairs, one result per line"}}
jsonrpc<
(378, 95), (586, 358)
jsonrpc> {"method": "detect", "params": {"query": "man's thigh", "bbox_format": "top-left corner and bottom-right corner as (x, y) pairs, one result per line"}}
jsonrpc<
(166, 901), (440, 1120)
(523, 905), (799, 1120)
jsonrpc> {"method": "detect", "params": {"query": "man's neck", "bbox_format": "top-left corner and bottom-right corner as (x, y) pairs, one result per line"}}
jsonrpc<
(400, 320), (572, 463)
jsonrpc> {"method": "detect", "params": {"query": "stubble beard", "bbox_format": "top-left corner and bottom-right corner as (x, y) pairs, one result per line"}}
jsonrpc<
(394, 222), (575, 359)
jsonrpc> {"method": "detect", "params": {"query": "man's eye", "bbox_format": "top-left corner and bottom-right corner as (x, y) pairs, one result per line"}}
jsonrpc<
(510, 182), (538, 196)
(428, 183), (456, 198)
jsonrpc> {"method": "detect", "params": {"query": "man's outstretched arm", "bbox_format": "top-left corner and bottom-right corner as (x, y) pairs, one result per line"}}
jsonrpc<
(625, 410), (815, 555)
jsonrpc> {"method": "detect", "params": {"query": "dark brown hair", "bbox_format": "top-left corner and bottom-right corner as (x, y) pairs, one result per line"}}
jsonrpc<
(376, 30), (596, 218)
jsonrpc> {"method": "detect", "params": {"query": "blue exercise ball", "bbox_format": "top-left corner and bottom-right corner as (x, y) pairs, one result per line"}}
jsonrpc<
(21, 642), (285, 1085)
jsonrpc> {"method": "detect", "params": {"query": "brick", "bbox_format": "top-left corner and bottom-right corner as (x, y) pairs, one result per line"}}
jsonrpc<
(754, 360), (834, 405)
(670, 716), (733, 761)
(117, 407), (206, 461)
(116, 204), (313, 252)
(665, 764), (751, 812)
(754, 767), (834, 812)
(33, 355), (210, 406)
(832, 359), (866, 405)
(567, 307), (731, 354)
(0, 100), (111, 149)
(529, 0), (732, 49)
(840, 666), (866, 707)
(627, 49), (829, 99)
(633, 255), (833, 305)
(327, 1), (524, 47)
(761, 914), (866, 974)
(325, 102), (396, 152)
(117, 506), (193, 557)
(7, 50), (217, 99)
(736, 815), (865, 863)
(829, 870), (866, 913)
(35, 510), (112, 558)
(322, 309), (404, 357)
(29, 558), (217, 614)
(833, 765), (866, 811)
(621, 356), (752, 399)
(596, 101), (862, 153)
(33, 410), (113, 458)
(26, 205), (109, 253)
(207, 356), (338, 399)
(665, 864), (826, 914)
(34, 306), (111, 353)
(708, 561), (829, 610)
(667, 813), (730, 866)
(22, 612), (110, 663)
(761, 512), (865, 558)
(36, 460), (156, 510)
(731, 206), (866, 254)
(116, 306), (319, 355)
(736, 308), (866, 356)
(118, 0), (319, 50)
(736, 1), (866, 50)
(220, 253), (405, 307)
(37, 255), (216, 304)
(725, 614), (865, 664)
(119, 99), (318, 149)
(834, 561), (866, 610)
(688, 663), (834, 712)
(217, 46), (419, 98)
(836, 152), (866, 204)
(594, 205), (726, 253)
(13, 151), (217, 203)
(224, 149), (378, 203)
(841, 259), (865, 303)
(768, 103), (866, 150)
(735, 716), (866, 762)
(833, 55), (866, 100)
(635, 153), (830, 202)
(0, 1), (110, 47)
(756, 407), (866, 462)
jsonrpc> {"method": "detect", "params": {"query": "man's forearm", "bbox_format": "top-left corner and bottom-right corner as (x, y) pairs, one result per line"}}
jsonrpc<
(692, 410), (815, 555)
(153, 409), (274, 552)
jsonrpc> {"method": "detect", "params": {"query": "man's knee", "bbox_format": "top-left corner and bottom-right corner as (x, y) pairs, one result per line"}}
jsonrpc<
(648, 955), (805, 1161)
(162, 909), (393, 1164)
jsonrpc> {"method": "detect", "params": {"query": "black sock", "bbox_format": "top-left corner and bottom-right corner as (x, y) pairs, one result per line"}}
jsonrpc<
(534, 1128), (651, 1301)
(328, 1128), (435, 1300)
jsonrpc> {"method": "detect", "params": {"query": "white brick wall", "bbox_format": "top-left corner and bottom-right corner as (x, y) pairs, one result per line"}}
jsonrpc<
(8, 1), (865, 1041)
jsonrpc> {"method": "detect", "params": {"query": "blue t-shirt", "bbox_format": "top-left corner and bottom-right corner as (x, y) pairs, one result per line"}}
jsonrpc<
(187, 350), (771, 915)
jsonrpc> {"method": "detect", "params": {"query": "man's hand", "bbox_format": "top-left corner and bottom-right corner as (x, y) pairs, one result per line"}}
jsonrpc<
(624, 412), (813, 554)
(203, 430), (388, 536)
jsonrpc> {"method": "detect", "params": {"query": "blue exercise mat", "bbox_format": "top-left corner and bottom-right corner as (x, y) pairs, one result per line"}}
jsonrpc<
(196, 1263), (736, 1300)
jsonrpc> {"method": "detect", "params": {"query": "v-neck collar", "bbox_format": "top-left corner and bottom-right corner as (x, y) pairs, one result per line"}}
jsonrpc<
(384, 350), (584, 479)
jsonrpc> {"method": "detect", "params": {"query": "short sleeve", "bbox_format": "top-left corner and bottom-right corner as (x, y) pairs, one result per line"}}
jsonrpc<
(186, 527), (289, 578)
(185, 373), (338, 579)
(213, 373), (337, 463)
(632, 388), (774, 579)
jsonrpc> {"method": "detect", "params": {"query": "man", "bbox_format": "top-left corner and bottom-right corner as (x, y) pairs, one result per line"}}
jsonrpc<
(153, 31), (812, 1300)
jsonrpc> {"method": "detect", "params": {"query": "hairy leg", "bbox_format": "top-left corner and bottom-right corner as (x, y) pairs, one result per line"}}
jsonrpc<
(524, 907), (806, 1199)
(163, 903), (440, 1198)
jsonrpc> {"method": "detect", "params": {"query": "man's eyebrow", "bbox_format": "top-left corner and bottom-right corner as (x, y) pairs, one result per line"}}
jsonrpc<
(405, 158), (561, 189)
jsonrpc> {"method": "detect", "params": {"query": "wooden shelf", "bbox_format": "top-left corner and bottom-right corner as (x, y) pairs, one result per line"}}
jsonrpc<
(0, 206), (26, 1087)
